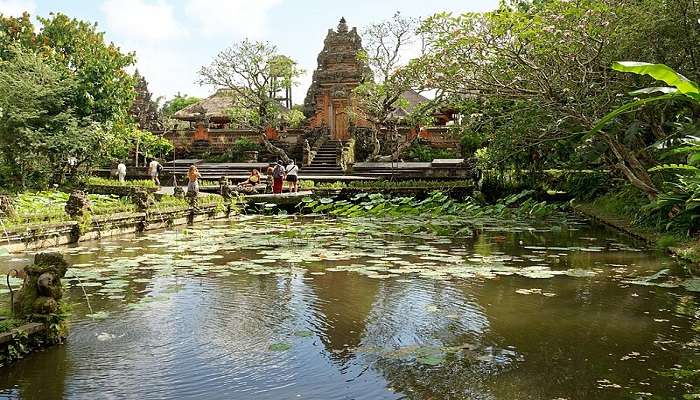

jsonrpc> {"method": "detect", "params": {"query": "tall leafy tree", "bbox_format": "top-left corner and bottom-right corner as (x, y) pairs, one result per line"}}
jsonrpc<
(198, 39), (304, 161)
(130, 70), (163, 132)
(354, 12), (430, 161)
(0, 47), (121, 187)
(0, 12), (137, 187)
(414, 0), (700, 197)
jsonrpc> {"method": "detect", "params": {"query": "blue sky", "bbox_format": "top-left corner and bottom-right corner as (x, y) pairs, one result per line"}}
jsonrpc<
(0, 0), (499, 102)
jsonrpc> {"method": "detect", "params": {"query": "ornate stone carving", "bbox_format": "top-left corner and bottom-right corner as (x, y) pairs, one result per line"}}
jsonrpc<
(14, 252), (69, 317)
(0, 195), (15, 218)
(132, 189), (152, 212)
(64, 190), (91, 218)
(303, 17), (373, 133)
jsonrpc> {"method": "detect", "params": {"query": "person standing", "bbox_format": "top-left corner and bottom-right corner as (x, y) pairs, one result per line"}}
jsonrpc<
(117, 161), (127, 183)
(285, 160), (299, 193)
(148, 159), (162, 186)
(272, 160), (285, 194)
(187, 165), (202, 195)
(265, 166), (275, 194)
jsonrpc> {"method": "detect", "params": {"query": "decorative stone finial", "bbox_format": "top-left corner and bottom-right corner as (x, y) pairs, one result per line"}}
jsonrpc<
(338, 17), (348, 33)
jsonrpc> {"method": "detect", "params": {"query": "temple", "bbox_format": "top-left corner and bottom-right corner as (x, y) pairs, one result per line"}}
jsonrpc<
(166, 17), (458, 164)
(303, 17), (373, 140)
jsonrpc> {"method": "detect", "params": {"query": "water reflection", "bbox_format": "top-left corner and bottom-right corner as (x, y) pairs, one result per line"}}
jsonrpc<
(0, 217), (697, 399)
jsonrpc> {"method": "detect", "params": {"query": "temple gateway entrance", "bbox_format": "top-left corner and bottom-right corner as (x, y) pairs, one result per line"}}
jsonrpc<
(332, 105), (349, 141)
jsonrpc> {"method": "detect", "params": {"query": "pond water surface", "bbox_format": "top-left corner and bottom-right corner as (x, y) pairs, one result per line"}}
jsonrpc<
(0, 215), (699, 399)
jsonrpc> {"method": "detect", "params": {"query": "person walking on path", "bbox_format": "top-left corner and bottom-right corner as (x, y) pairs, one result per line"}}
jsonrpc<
(117, 161), (127, 183)
(272, 160), (285, 194)
(187, 165), (202, 195)
(148, 158), (162, 186)
(285, 160), (299, 193)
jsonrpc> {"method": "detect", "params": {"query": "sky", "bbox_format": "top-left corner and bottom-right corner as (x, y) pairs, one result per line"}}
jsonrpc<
(0, 0), (499, 103)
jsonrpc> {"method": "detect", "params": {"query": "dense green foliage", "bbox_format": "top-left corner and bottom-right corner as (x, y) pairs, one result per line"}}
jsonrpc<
(162, 94), (201, 116)
(0, 13), (137, 189)
(394, 0), (700, 238)
(300, 191), (556, 222)
(404, 141), (459, 162)
(86, 177), (157, 188)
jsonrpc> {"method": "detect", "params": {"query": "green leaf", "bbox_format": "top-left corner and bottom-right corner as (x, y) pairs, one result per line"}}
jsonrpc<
(649, 164), (700, 173)
(613, 62), (700, 100)
(585, 94), (678, 139)
(629, 87), (678, 95)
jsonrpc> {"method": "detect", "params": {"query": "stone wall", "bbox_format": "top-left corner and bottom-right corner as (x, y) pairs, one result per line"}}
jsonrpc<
(164, 129), (306, 154)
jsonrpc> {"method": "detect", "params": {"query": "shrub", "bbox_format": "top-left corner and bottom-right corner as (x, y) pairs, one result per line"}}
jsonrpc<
(404, 141), (459, 162)
(460, 132), (483, 157)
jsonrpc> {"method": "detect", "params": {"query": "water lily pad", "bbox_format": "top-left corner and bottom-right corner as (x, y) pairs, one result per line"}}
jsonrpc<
(86, 311), (110, 320)
(683, 278), (700, 292)
(294, 330), (313, 338)
(269, 343), (291, 351)
(416, 354), (445, 366)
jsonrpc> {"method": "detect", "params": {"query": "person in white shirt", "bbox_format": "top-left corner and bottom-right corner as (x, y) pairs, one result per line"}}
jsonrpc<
(285, 160), (299, 193)
(148, 159), (161, 186)
(117, 162), (127, 183)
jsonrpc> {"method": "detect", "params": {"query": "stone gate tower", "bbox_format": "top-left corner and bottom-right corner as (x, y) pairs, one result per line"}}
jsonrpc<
(303, 18), (373, 141)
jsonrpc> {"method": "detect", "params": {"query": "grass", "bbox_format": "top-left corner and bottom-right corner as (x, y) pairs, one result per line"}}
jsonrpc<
(573, 185), (700, 263)
(86, 176), (157, 188)
(0, 318), (23, 334)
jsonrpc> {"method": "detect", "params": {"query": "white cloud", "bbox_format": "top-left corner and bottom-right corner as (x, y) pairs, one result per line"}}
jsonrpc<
(101, 0), (186, 42)
(0, 0), (35, 16)
(185, 0), (282, 38)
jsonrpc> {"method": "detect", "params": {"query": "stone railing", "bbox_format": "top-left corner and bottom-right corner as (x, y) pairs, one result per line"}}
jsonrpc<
(338, 138), (356, 174)
(303, 135), (328, 166)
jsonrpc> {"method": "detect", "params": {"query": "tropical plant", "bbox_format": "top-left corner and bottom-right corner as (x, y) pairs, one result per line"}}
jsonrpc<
(590, 62), (700, 233)
(412, 0), (700, 192)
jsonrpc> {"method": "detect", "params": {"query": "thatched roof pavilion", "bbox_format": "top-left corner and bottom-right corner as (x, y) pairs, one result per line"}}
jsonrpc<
(173, 89), (238, 123)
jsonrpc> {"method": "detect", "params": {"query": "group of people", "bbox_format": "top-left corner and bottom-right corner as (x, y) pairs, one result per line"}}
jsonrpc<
(240, 160), (299, 194)
(113, 157), (299, 196)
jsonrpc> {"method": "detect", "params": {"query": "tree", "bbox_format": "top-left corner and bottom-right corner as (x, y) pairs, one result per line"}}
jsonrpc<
(162, 93), (201, 116)
(413, 0), (700, 196)
(197, 39), (304, 162)
(130, 70), (163, 132)
(354, 12), (427, 161)
(0, 46), (121, 187)
(0, 12), (137, 187)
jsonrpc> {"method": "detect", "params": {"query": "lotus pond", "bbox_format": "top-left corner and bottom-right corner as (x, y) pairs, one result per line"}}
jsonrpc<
(0, 213), (699, 399)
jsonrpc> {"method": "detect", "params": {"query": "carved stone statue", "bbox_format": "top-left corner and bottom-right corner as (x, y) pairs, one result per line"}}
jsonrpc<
(132, 189), (152, 212)
(14, 252), (69, 317)
(173, 186), (185, 199)
(64, 190), (91, 218)
(0, 195), (15, 218)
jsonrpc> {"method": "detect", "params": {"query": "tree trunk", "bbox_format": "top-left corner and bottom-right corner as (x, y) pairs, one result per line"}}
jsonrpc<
(367, 128), (382, 161)
(260, 133), (289, 163)
(602, 133), (659, 200)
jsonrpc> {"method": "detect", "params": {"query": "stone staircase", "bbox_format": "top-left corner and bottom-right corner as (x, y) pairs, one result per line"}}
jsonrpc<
(301, 140), (345, 176)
